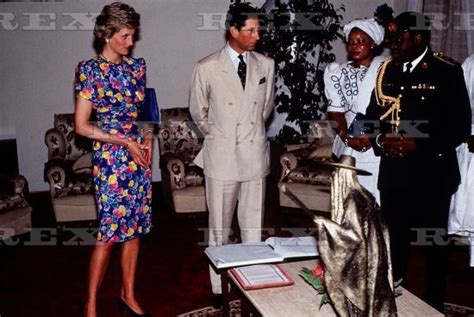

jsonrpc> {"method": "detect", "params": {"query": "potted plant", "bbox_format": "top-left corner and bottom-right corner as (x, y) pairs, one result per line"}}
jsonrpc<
(255, 0), (344, 144)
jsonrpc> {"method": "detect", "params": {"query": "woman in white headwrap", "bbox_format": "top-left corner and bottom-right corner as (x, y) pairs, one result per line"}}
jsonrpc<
(324, 18), (386, 204)
(448, 54), (474, 267)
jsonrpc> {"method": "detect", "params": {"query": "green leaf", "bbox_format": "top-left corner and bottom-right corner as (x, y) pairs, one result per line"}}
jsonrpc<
(319, 294), (331, 308)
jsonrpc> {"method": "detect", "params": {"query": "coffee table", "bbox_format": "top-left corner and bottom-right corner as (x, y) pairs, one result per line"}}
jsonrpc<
(228, 259), (443, 317)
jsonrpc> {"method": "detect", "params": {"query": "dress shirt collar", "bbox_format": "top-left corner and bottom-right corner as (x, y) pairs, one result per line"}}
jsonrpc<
(225, 42), (248, 71)
(404, 46), (428, 72)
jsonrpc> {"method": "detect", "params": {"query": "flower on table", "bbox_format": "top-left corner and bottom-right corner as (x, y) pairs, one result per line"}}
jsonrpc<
(312, 263), (325, 281)
(300, 262), (331, 308)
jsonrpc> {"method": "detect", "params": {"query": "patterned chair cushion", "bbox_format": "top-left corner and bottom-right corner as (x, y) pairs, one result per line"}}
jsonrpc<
(0, 175), (29, 213)
(72, 153), (93, 174)
(286, 160), (333, 186)
(158, 108), (202, 165)
(54, 113), (91, 161)
(52, 172), (94, 199)
(184, 165), (204, 187)
(0, 193), (28, 213)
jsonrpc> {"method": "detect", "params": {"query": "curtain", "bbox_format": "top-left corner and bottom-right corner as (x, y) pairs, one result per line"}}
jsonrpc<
(395, 0), (472, 62)
(394, 0), (424, 14)
(424, 0), (468, 62)
(462, 0), (474, 59)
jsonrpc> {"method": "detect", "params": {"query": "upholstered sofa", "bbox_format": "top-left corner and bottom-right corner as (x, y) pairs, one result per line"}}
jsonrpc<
(44, 113), (97, 228)
(157, 108), (207, 214)
(0, 174), (32, 240)
(278, 121), (335, 213)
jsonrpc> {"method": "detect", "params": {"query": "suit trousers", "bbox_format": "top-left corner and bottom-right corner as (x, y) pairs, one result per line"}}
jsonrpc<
(206, 176), (266, 294)
(381, 185), (451, 311)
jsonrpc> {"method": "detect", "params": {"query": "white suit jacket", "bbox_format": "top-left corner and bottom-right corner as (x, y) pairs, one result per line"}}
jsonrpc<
(189, 47), (275, 181)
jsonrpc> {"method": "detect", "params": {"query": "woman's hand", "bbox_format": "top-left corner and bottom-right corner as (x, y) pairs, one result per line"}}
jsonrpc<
(127, 140), (149, 168)
(142, 138), (153, 166)
(346, 135), (372, 152)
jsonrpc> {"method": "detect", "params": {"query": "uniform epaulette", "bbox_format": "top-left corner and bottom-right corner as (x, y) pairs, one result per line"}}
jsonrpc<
(433, 52), (457, 66)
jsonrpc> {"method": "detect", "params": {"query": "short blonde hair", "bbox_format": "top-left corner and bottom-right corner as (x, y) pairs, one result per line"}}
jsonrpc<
(94, 2), (140, 45)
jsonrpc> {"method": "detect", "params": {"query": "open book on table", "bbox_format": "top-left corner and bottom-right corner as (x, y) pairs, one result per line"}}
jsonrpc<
(205, 236), (318, 269)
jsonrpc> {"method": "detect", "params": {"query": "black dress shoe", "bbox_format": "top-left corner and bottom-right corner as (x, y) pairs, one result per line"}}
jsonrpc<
(212, 294), (224, 309)
(117, 298), (153, 317)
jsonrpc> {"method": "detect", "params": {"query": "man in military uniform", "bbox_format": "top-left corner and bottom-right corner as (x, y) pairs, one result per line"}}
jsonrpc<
(366, 12), (472, 311)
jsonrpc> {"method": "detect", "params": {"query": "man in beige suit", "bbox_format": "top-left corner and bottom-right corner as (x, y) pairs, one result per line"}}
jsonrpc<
(189, 2), (275, 298)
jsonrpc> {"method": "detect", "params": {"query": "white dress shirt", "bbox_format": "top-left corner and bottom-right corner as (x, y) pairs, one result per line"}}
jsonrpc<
(225, 42), (248, 71)
(403, 46), (428, 72)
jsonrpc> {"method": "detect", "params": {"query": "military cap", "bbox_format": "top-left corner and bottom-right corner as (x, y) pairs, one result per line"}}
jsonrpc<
(393, 11), (431, 33)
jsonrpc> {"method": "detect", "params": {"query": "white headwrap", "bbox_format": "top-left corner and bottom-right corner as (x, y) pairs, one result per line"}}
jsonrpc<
(343, 18), (385, 46)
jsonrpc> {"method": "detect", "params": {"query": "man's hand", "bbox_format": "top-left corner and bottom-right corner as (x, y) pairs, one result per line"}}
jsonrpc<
(380, 134), (416, 158)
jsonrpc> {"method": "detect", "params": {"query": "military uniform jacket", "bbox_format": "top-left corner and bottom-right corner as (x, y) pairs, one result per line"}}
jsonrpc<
(366, 49), (472, 192)
(189, 47), (275, 181)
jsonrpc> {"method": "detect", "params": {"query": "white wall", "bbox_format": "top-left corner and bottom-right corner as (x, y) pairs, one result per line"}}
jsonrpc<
(0, 0), (392, 192)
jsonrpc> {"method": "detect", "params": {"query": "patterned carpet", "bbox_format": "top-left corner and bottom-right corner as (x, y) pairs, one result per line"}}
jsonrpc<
(177, 300), (244, 317)
(178, 301), (474, 317)
(445, 303), (474, 317)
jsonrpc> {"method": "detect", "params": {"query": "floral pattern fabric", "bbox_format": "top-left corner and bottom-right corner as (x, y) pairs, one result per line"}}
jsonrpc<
(324, 62), (368, 114)
(75, 56), (151, 243)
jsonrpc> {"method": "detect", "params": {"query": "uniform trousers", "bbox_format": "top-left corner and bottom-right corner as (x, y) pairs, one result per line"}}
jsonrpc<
(206, 176), (266, 294)
(381, 185), (451, 311)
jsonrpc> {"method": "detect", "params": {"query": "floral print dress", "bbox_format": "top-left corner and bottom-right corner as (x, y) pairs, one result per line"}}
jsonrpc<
(75, 56), (152, 243)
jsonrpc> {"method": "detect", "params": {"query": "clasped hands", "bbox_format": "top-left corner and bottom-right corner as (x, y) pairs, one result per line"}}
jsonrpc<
(379, 134), (416, 158)
(127, 138), (153, 168)
(343, 134), (372, 152)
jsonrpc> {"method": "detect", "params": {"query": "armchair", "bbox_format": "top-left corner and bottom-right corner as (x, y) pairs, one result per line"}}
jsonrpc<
(157, 107), (207, 214)
(278, 121), (336, 213)
(44, 113), (97, 229)
(0, 174), (32, 240)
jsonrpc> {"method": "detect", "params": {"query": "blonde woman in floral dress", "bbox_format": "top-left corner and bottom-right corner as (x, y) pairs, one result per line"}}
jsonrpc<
(74, 2), (152, 317)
